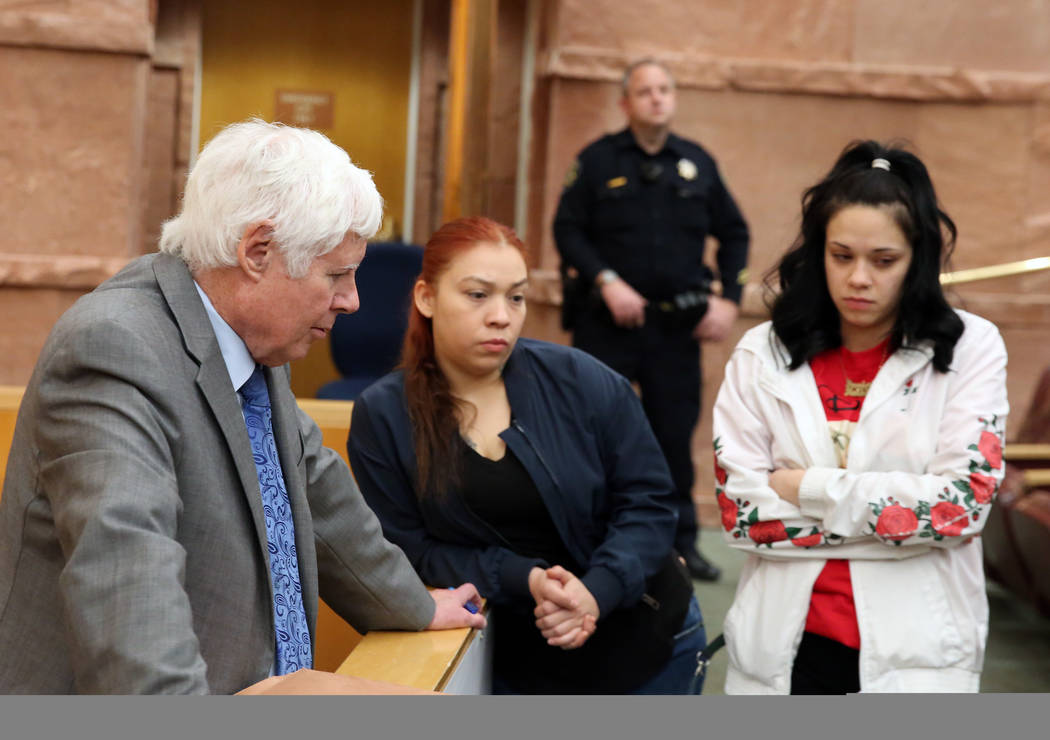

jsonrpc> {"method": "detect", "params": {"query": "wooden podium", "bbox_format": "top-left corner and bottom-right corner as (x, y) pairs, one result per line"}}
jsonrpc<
(335, 609), (492, 694)
(237, 609), (493, 695)
(236, 669), (439, 695)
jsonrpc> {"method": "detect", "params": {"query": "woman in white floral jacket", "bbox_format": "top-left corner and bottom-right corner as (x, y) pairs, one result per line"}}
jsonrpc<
(712, 140), (1008, 694)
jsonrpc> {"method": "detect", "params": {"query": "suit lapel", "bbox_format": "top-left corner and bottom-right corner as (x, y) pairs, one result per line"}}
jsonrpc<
(267, 365), (319, 634)
(152, 255), (272, 572)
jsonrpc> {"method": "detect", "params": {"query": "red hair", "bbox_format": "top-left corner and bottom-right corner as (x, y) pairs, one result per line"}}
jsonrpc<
(400, 217), (529, 499)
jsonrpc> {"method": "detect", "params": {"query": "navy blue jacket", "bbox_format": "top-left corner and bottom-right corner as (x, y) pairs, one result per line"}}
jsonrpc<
(553, 128), (749, 304)
(346, 338), (678, 618)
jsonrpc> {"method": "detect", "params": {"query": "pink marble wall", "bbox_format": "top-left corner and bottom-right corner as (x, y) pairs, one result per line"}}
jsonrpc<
(3, 1), (1050, 534)
(0, 1), (197, 384)
(526, 0), (1050, 526)
(0, 45), (149, 259)
(0, 0), (153, 54)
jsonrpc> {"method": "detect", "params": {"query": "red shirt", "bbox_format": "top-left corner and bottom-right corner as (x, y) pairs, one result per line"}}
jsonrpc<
(804, 338), (891, 650)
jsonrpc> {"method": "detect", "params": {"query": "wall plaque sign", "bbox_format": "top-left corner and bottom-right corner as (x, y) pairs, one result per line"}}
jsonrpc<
(274, 90), (335, 128)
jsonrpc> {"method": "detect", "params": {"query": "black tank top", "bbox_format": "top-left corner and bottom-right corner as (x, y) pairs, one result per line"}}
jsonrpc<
(459, 437), (646, 693)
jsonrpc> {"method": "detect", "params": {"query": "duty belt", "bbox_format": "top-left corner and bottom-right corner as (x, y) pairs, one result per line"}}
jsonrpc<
(652, 289), (709, 314)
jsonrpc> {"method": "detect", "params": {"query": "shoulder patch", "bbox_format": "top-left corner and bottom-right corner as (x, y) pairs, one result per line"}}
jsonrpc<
(563, 160), (580, 188)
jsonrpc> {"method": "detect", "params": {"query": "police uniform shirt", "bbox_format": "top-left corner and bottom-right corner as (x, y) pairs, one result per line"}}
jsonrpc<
(553, 128), (749, 303)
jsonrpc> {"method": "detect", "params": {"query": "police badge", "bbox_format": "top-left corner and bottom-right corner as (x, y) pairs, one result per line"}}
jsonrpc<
(677, 158), (697, 181)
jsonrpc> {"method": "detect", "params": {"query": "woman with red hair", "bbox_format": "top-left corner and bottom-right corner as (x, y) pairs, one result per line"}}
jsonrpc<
(347, 217), (704, 694)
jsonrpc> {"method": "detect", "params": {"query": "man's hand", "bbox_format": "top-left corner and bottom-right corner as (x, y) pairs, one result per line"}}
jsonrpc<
(600, 278), (647, 329)
(693, 295), (738, 342)
(531, 565), (599, 650)
(769, 468), (806, 507)
(427, 583), (486, 630)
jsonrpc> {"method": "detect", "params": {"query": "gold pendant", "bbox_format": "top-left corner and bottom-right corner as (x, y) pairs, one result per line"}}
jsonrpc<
(844, 379), (871, 397)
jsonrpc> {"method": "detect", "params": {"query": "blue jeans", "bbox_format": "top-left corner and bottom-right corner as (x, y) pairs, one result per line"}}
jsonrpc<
(629, 595), (706, 695)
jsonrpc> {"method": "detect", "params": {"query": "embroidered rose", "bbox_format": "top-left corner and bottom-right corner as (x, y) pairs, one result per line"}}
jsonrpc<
(714, 454), (728, 486)
(717, 492), (737, 532)
(930, 501), (968, 537)
(978, 431), (1002, 469)
(874, 504), (918, 541)
(791, 533), (822, 548)
(970, 472), (997, 504)
(749, 520), (788, 545)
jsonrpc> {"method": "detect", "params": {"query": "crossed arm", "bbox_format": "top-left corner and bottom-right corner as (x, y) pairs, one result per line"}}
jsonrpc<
(712, 327), (1008, 555)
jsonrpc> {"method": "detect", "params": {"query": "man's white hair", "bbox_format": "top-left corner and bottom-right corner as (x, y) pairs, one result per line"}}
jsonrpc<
(160, 119), (383, 278)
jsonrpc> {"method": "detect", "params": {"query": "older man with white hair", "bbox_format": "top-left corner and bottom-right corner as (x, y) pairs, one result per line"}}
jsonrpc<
(0, 119), (485, 694)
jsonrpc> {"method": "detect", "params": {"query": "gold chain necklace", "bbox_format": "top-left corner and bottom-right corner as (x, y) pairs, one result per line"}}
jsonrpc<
(840, 343), (890, 398)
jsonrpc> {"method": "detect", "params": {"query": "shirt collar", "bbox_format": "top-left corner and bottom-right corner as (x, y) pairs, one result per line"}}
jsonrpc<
(615, 127), (686, 157)
(193, 281), (256, 391)
(663, 133), (690, 158)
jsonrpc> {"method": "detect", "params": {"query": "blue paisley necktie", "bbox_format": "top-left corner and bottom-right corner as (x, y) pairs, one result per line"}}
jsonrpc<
(240, 365), (312, 674)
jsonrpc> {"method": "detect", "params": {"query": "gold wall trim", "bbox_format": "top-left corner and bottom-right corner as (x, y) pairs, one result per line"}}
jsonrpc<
(0, 254), (130, 290)
(527, 267), (1050, 328)
(940, 257), (1050, 285)
(542, 47), (1050, 103)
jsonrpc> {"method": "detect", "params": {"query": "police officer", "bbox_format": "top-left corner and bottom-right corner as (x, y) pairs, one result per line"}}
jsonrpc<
(553, 58), (749, 582)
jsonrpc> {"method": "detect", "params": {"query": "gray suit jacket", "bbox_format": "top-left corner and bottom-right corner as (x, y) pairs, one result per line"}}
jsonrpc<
(0, 253), (435, 694)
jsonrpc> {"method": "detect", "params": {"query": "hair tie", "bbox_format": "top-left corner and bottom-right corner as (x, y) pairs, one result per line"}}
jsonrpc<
(871, 158), (891, 171)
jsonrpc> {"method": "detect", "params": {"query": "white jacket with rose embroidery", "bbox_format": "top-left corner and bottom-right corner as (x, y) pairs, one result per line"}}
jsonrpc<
(712, 310), (1008, 694)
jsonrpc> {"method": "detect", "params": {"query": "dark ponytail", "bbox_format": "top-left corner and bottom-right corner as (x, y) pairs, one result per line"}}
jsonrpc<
(767, 139), (963, 371)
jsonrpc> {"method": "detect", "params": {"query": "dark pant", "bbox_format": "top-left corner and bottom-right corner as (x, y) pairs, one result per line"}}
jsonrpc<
(491, 596), (707, 695)
(573, 310), (702, 549)
(790, 632), (861, 694)
(628, 596), (706, 695)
